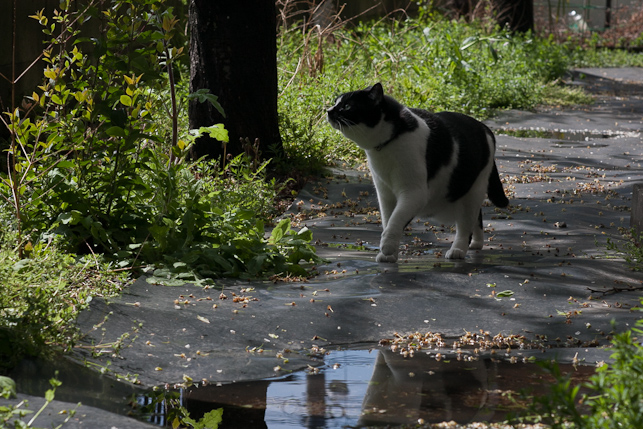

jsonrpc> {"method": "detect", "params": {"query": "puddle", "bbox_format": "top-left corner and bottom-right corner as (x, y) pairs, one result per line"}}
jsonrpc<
(499, 128), (616, 140)
(550, 141), (609, 148)
(498, 129), (621, 148)
(130, 349), (594, 428)
(8, 347), (594, 428)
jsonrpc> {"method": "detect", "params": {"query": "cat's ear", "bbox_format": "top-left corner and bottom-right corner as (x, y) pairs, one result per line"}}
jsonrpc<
(367, 83), (384, 104)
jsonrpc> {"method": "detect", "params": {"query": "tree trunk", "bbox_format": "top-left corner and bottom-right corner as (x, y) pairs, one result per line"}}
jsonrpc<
(188, 0), (282, 163)
(492, 0), (534, 33)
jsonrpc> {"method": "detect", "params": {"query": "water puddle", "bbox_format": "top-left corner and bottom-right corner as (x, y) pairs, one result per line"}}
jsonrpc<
(130, 349), (594, 428)
(9, 346), (594, 428)
(498, 129), (619, 148)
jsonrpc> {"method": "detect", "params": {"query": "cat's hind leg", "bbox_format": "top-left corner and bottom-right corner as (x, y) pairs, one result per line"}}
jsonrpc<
(445, 236), (470, 259)
(469, 209), (484, 250)
(445, 206), (482, 259)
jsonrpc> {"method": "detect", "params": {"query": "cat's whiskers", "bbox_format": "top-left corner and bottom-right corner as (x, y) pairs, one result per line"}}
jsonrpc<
(337, 117), (372, 143)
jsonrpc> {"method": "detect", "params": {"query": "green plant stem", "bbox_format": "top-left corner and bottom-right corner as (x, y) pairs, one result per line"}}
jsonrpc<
(27, 398), (52, 427)
(163, 39), (179, 163)
(9, 0), (23, 257)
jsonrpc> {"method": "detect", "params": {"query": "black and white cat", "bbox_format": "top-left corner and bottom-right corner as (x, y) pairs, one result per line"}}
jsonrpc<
(327, 83), (508, 262)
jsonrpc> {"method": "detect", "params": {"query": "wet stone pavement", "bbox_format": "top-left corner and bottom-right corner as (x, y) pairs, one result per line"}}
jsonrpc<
(4, 68), (643, 428)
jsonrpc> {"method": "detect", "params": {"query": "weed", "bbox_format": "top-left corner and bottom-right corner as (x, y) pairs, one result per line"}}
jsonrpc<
(1, 0), (325, 370)
(605, 228), (643, 271)
(0, 372), (75, 429)
(514, 312), (643, 428)
(131, 387), (222, 428)
(0, 232), (127, 372)
(1, 0), (321, 282)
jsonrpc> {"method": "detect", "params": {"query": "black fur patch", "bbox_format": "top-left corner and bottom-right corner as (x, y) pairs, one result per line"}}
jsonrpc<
(328, 84), (419, 142)
(432, 112), (491, 202)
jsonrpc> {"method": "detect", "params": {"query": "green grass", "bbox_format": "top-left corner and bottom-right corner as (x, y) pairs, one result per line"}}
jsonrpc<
(0, 233), (127, 373)
(277, 13), (574, 166)
(571, 47), (643, 67)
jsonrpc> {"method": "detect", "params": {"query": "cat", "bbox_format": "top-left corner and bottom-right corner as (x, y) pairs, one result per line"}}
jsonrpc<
(326, 83), (509, 262)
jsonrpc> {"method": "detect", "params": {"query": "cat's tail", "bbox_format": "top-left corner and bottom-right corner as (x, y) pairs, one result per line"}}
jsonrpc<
(488, 162), (509, 208)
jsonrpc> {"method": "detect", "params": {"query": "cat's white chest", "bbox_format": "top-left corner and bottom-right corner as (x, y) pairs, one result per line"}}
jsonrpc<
(367, 129), (427, 179)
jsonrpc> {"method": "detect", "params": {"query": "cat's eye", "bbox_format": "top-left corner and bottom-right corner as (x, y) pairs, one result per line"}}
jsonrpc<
(340, 104), (351, 112)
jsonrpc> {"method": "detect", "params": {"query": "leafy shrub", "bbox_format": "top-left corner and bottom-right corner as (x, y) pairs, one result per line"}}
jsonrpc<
(1, 0), (321, 284)
(0, 0), (324, 372)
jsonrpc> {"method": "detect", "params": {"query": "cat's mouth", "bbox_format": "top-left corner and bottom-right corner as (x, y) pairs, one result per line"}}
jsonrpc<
(326, 112), (342, 130)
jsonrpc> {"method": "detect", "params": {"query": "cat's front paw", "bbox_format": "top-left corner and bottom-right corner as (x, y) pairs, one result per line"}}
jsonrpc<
(445, 247), (467, 259)
(377, 238), (399, 263)
(376, 252), (398, 263)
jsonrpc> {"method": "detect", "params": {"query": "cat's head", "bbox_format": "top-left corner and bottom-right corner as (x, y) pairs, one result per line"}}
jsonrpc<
(327, 83), (395, 150)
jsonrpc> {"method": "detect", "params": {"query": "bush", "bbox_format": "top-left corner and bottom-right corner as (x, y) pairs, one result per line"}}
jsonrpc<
(1, 0), (321, 284)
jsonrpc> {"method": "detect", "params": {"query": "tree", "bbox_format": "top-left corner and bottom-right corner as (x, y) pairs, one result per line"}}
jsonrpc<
(492, 0), (534, 33)
(188, 1), (283, 163)
(447, 0), (534, 33)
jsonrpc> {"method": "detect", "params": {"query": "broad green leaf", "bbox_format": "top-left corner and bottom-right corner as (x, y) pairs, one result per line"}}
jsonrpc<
(271, 225), (284, 243)
(199, 408), (223, 429)
(56, 160), (75, 169)
(297, 227), (313, 241)
(120, 94), (132, 106)
(44, 68), (57, 80)
(247, 254), (267, 275)
(57, 210), (81, 225)
(188, 89), (226, 118)
(0, 376), (17, 399)
(106, 126), (126, 137)
(45, 388), (55, 402)
(195, 124), (229, 143)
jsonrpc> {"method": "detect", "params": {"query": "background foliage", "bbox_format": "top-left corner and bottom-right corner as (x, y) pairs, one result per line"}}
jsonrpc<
(277, 7), (586, 166)
(1, 0), (319, 282)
